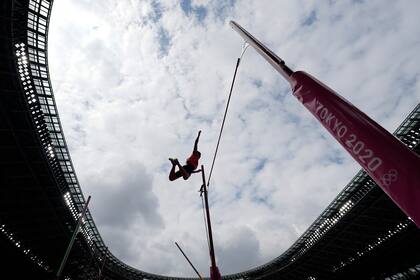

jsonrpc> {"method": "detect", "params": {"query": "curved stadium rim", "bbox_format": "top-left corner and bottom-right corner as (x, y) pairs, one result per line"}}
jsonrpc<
(7, 0), (420, 279)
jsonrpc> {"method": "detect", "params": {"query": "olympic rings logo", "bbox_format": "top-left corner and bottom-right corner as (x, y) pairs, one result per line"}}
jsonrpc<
(380, 169), (398, 187)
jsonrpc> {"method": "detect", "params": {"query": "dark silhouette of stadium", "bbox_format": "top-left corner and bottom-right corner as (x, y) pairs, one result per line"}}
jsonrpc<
(1, 0), (419, 279)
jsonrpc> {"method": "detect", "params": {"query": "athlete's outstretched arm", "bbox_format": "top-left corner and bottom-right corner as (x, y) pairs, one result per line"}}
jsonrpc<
(194, 130), (201, 152)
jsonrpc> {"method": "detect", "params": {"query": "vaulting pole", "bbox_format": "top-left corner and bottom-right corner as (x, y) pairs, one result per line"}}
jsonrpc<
(200, 165), (221, 280)
(56, 195), (91, 279)
(175, 242), (203, 280)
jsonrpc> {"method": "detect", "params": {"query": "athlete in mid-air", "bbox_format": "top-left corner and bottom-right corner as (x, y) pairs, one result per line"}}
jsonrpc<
(169, 130), (202, 181)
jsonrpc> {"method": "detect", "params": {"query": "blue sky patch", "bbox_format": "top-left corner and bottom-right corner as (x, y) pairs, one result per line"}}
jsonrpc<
(150, 0), (163, 23)
(251, 194), (272, 209)
(252, 79), (263, 88)
(213, 0), (236, 21)
(157, 27), (171, 56)
(302, 10), (317, 26)
(180, 0), (207, 22)
(195, 6), (207, 22)
(180, 0), (192, 15)
(254, 158), (267, 172)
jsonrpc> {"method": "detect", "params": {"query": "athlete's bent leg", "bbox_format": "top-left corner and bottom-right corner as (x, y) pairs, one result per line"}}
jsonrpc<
(174, 160), (190, 180)
(169, 170), (183, 181)
(169, 160), (182, 181)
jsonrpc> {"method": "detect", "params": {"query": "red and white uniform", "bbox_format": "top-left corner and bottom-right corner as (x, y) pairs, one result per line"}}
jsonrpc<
(186, 151), (200, 170)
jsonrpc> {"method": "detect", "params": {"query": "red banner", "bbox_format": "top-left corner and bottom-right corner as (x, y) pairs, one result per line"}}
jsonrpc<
(290, 71), (420, 227)
(210, 266), (222, 280)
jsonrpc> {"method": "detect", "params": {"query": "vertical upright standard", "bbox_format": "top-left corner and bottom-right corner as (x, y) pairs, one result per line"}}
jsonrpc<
(200, 165), (221, 280)
(97, 247), (108, 280)
(56, 195), (91, 279)
(229, 20), (420, 227)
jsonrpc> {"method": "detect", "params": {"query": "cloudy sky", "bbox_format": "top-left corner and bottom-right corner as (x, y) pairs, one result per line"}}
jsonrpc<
(48, 0), (420, 277)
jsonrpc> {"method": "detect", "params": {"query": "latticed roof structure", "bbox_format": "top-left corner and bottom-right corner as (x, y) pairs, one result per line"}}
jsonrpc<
(1, 0), (419, 279)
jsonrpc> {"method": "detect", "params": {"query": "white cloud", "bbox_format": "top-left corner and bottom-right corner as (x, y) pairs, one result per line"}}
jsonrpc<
(48, 0), (420, 277)
(216, 226), (262, 274)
